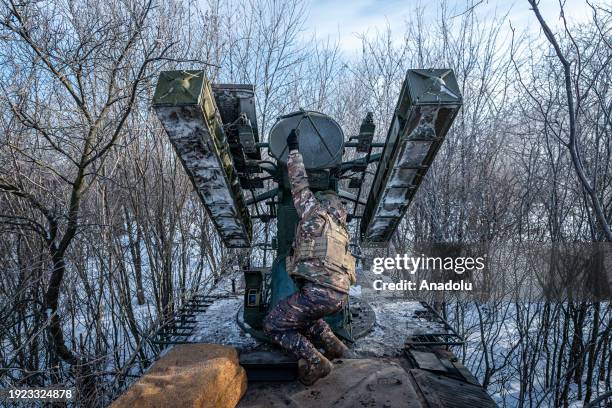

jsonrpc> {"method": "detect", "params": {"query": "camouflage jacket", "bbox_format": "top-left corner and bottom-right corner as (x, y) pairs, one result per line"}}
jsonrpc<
(286, 149), (352, 294)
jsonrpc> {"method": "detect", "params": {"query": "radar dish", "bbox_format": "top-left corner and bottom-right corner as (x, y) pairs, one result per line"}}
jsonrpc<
(269, 110), (345, 170)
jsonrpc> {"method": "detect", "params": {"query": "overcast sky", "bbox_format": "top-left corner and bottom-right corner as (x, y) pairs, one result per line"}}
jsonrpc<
(300, 0), (599, 54)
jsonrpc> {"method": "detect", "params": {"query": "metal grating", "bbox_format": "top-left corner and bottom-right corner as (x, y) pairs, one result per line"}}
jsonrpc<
(405, 302), (464, 347)
(151, 294), (231, 348)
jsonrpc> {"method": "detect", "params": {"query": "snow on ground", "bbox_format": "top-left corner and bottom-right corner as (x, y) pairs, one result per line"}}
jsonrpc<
(188, 296), (258, 349)
(186, 290), (445, 358)
(354, 300), (423, 357)
(354, 299), (431, 356)
(184, 269), (449, 359)
(350, 272), (448, 357)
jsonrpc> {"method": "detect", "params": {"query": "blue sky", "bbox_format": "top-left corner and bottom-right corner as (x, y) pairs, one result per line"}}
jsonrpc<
(301, 0), (599, 53)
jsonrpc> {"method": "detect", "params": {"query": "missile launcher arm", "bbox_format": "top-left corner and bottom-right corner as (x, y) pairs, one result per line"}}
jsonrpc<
(360, 69), (463, 245)
(152, 70), (252, 248)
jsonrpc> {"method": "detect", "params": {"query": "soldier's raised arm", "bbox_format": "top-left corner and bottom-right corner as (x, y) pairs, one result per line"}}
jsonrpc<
(286, 130), (317, 217)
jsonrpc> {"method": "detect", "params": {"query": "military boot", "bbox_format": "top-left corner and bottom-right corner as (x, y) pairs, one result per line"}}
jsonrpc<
(298, 351), (332, 386)
(322, 336), (350, 360)
(309, 320), (353, 360)
(318, 329), (361, 360)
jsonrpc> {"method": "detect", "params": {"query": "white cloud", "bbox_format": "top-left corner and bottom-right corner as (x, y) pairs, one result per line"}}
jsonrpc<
(300, 0), (598, 53)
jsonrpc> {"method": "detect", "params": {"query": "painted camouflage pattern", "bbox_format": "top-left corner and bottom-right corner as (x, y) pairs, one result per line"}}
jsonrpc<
(263, 282), (345, 364)
(286, 149), (351, 294)
(153, 71), (252, 247)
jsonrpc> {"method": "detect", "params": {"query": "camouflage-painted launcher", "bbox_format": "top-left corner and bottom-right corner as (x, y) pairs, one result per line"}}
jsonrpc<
(152, 70), (252, 247)
(360, 69), (462, 245)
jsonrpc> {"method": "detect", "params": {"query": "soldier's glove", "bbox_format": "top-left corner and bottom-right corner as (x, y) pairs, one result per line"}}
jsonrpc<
(287, 129), (299, 151)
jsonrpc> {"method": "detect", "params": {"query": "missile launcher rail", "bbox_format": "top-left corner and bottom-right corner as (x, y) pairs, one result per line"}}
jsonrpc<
(152, 70), (252, 248)
(211, 84), (264, 191)
(360, 69), (463, 245)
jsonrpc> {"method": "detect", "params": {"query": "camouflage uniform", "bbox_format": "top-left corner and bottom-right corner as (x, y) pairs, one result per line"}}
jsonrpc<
(263, 149), (350, 366)
(284, 150), (353, 293)
(263, 282), (345, 366)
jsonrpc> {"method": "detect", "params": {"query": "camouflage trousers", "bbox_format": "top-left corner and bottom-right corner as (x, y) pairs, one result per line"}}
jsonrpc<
(263, 281), (345, 364)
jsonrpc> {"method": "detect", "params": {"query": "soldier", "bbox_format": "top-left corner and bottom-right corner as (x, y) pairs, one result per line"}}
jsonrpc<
(263, 129), (356, 385)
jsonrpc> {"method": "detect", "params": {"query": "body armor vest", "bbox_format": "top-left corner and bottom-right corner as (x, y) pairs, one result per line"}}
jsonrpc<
(289, 212), (356, 286)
